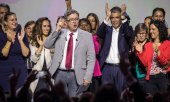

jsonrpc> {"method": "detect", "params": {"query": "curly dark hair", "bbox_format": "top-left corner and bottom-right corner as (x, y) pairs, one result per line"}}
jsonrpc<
(149, 20), (168, 42)
(31, 17), (52, 47)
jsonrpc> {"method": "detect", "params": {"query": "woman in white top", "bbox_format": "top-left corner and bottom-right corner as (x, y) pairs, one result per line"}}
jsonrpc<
(29, 17), (52, 94)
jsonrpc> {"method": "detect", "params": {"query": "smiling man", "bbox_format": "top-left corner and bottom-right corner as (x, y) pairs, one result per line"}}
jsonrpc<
(97, 3), (134, 95)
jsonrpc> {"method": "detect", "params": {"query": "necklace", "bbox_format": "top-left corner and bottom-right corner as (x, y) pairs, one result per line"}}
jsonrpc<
(153, 43), (160, 53)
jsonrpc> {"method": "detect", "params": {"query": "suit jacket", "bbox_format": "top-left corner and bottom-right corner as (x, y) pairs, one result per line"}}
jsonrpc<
(44, 28), (95, 85)
(136, 40), (170, 80)
(97, 21), (134, 68)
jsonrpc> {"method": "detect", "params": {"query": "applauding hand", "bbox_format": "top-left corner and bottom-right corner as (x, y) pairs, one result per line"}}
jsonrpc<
(133, 37), (145, 53)
(105, 1), (111, 21)
(37, 35), (44, 46)
(121, 3), (126, 15)
(121, 3), (127, 20)
(6, 30), (15, 43)
(18, 30), (25, 42)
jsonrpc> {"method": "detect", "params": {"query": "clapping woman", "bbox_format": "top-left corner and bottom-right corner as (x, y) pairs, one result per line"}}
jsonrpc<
(29, 17), (52, 94)
(0, 12), (29, 93)
(134, 20), (170, 94)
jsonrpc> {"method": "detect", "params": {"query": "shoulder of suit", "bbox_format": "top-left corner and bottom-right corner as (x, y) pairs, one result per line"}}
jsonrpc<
(121, 21), (132, 28)
(61, 28), (67, 33)
(78, 28), (92, 36)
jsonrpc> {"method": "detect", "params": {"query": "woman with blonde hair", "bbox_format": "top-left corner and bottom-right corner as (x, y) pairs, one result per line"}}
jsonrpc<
(0, 12), (29, 93)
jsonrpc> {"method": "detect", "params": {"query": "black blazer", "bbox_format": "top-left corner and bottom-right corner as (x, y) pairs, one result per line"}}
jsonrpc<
(97, 21), (134, 69)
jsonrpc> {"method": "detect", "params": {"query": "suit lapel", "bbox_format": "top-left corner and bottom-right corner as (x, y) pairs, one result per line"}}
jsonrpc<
(60, 30), (67, 52)
(75, 29), (82, 50)
(118, 24), (124, 43)
(107, 27), (113, 47)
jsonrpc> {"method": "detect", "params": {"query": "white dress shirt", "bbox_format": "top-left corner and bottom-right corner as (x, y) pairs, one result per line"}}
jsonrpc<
(60, 30), (78, 69)
(104, 20), (120, 64)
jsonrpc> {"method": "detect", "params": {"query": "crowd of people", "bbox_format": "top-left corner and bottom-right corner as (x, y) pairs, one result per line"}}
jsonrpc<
(0, 0), (170, 102)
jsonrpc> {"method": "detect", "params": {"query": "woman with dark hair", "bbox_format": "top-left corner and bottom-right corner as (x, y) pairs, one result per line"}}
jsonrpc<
(86, 13), (100, 34)
(79, 18), (92, 33)
(152, 7), (170, 38)
(152, 7), (166, 22)
(144, 16), (152, 30)
(29, 17), (52, 94)
(0, 12), (30, 93)
(134, 20), (170, 94)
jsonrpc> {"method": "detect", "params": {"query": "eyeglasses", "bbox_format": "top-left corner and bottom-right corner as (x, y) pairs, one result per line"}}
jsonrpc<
(137, 33), (146, 35)
(67, 18), (79, 22)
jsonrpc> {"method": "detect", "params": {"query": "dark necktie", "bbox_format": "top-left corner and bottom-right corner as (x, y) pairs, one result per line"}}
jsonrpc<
(65, 33), (73, 69)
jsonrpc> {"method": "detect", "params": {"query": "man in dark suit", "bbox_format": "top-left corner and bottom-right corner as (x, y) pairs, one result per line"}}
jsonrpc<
(97, 3), (133, 94)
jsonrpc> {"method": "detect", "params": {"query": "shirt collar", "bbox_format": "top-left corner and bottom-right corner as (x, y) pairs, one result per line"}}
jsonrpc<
(67, 29), (78, 36)
(112, 27), (120, 32)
